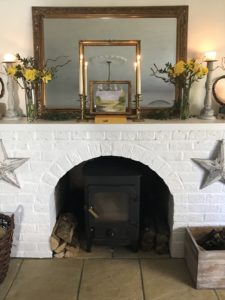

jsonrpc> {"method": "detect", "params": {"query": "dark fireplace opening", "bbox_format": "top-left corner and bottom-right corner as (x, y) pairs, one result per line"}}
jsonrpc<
(54, 156), (172, 256)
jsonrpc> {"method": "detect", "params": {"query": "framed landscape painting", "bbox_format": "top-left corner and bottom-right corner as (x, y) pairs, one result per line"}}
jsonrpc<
(89, 80), (132, 115)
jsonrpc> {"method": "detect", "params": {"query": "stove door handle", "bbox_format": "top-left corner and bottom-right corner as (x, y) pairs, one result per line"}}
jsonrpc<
(88, 206), (99, 219)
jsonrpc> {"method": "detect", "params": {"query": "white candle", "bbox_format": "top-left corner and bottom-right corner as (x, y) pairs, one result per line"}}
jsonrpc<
(3, 53), (16, 63)
(136, 55), (141, 94)
(84, 61), (88, 96)
(205, 51), (217, 61)
(79, 54), (83, 95)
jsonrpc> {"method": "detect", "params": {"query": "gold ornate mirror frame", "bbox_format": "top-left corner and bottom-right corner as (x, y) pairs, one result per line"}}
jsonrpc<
(32, 6), (188, 118)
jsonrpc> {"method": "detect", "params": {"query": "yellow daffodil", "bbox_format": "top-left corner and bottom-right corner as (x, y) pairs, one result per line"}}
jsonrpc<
(42, 72), (52, 83)
(174, 61), (185, 76)
(7, 66), (17, 76)
(24, 68), (37, 81)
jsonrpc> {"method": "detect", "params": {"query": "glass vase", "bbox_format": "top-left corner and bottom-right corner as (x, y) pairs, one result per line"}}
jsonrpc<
(180, 86), (190, 120)
(25, 83), (37, 122)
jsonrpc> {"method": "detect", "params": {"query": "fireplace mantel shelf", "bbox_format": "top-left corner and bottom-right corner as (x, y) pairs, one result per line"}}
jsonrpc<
(0, 117), (225, 130)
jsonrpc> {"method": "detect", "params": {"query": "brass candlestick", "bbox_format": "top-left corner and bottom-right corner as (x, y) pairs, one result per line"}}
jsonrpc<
(134, 93), (142, 122)
(79, 94), (87, 121)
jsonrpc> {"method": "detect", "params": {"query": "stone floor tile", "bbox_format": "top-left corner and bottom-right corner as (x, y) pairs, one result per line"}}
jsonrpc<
(0, 259), (23, 300)
(141, 258), (218, 300)
(77, 245), (113, 259)
(215, 290), (225, 299)
(5, 259), (83, 300)
(79, 258), (143, 300)
(113, 247), (169, 259)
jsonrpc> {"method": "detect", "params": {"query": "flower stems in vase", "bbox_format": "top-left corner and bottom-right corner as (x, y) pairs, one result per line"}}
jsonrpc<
(25, 84), (37, 122)
(151, 59), (208, 120)
(180, 86), (190, 120)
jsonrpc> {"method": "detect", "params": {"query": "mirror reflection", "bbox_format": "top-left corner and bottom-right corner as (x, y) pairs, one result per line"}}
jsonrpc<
(33, 6), (188, 116)
(44, 18), (176, 109)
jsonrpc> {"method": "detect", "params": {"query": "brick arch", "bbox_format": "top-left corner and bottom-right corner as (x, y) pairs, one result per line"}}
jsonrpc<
(38, 141), (184, 257)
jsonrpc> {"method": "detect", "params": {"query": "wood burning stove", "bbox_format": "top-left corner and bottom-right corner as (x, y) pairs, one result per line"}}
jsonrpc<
(84, 174), (140, 252)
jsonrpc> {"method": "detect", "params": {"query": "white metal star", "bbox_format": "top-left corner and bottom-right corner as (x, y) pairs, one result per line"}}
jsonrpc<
(192, 140), (225, 189)
(0, 139), (29, 188)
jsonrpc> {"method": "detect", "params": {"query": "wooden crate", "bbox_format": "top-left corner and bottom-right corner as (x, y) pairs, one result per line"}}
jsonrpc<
(184, 226), (225, 289)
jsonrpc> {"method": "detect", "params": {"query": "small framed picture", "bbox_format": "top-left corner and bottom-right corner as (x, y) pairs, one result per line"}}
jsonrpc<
(89, 80), (132, 115)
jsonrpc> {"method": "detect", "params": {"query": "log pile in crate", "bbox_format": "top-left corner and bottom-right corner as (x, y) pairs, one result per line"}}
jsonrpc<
(50, 213), (80, 258)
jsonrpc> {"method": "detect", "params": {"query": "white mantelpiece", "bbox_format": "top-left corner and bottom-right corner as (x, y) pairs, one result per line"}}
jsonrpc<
(1, 118), (225, 258)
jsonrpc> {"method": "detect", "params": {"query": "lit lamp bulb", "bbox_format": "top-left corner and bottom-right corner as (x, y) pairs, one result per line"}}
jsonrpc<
(3, 53), (16, 63)
(205, 51), (217, 61)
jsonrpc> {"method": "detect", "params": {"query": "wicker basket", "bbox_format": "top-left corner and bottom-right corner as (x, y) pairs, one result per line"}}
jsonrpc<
(0, 213), (14, 284)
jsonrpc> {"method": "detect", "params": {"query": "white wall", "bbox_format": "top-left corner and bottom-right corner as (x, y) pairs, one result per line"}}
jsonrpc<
(1, 0), (225, 115)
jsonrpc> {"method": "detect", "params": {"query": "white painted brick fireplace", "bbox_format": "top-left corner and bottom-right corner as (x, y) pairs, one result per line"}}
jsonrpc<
(1, 120), (225, 258)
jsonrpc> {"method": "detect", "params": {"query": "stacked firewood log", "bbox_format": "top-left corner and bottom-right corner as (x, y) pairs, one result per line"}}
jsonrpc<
(50, 213), (80, 258)
(140, 215), (170, 254)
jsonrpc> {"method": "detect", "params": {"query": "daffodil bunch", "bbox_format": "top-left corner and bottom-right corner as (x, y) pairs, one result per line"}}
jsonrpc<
(7, 53), (70, 87)
(151, 59), (208, 89)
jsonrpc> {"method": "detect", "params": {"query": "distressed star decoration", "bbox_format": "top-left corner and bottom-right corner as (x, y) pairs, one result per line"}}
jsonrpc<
(0, 139), (29, 188)
(192, 140), (225, 189)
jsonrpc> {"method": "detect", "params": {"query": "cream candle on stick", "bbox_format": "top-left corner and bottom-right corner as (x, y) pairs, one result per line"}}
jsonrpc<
(136, 55), (141, 94)
(84, 61), (88, 96)
(79, 54), (83, 95)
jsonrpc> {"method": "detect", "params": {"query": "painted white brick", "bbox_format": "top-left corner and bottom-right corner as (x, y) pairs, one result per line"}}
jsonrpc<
(121, 131), (137, 140)
(112, 142), (134, 158)
(183, 151), (210, 160)
(0, 131), (16, 140)
(140, 141), (169, 151)
(88, 143), (102, 158)
(155, 131), (172, 140)
(87, 131), (105, 140)
(170, 161), (193, 172)
(137, 131), (155, 140)
(188, 193), (206, 204)
(188, 130), (207, 140)
(158, 151), (183, 161)
(169, 141), (193, 151)
(100, 142), (112, 156)
(56, 156), (74, 172)
(35, 131), (53, 141)
(54, 131), (71, 140)
(172, 130), (188, 140)
(204, 214), (225, 222)
(42, 172), (58, 186)
(188, 213), (204, 222)
(193, 141), (217, 151)
(205, 194), (225, 204)
(49, 163), (65, 178)
(16, 131), (35, 141)
(105, 131), (121, 140)
(206, 130), (224, 139)
(71, 131), (88, 140)
(27, 141), (54, 151)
